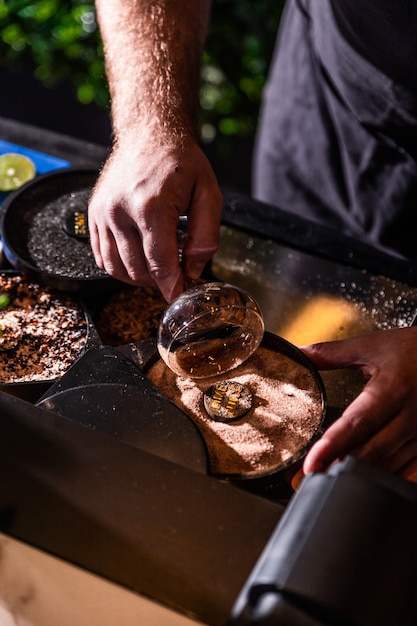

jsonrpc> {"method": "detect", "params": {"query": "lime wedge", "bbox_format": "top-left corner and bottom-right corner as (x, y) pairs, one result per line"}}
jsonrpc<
(0, 153), (36, 192)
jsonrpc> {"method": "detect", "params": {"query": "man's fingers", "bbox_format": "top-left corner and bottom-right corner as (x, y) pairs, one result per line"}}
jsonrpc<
(300, 337), (365, 370)
(303, 380), (396, 474)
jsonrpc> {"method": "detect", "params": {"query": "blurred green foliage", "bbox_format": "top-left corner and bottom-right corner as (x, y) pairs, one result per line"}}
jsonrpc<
(0, 0), (284, 142)
(0, 0), (106, 106)
(202, 0), (284, 142)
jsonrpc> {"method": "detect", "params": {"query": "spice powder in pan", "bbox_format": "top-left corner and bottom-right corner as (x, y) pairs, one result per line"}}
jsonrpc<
(147, 345), (324, 477)
(26, 188), (107, 279)
(0, 274), (88, 383)
(96, 285), (167, 346)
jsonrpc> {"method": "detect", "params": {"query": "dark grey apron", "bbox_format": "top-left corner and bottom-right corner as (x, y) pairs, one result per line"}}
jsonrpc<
(253, 0), (417, 261)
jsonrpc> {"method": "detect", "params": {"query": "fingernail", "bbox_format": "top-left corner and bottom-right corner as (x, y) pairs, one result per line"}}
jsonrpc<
(188, 262), (206, 279)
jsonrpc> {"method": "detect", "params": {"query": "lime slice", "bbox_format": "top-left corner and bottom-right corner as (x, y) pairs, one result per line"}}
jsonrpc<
(0, 153), (36, 192)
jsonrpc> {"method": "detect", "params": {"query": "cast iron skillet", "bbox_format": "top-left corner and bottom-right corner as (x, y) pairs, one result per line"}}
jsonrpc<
(0, 166), (119, 296)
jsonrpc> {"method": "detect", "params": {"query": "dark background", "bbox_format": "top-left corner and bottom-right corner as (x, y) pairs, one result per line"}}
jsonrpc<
(0, 0), (285, 194)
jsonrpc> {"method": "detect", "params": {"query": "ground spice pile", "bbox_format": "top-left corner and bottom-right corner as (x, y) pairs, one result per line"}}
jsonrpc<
(147, 345), (324, 477)
(96, 285), (167, 346)
(0, 274), (88, 383)
(26, 188), (107, 279)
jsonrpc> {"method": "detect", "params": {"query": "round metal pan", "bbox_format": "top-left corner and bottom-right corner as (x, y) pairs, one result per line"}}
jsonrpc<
(0, 166), (119, 295)
(0, 269), (101, 403)
(136, 331), (327, 499)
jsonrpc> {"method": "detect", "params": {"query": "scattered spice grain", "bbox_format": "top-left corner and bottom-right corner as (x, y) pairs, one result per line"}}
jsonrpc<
(96, 285), (167, 346)
(26, 188), (107, 279)
(0, 274), (88, 383)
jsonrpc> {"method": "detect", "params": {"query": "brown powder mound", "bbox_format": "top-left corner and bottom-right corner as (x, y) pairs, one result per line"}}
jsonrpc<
(0, 274), (87, 383)
(96, 285), (167, 346)
(147, 345), (324, 478)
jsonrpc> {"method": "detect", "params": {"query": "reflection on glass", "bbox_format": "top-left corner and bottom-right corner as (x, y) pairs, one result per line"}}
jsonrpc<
(158, 282), (264, 379)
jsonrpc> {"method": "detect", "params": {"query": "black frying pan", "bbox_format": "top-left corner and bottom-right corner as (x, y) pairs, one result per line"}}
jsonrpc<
(0, 166), (119, 295)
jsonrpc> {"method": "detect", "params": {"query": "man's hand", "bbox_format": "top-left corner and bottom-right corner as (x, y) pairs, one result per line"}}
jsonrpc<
(301, 327), (417, 482)
(91, 0), (218, 302)
(88, 137), (223, 302)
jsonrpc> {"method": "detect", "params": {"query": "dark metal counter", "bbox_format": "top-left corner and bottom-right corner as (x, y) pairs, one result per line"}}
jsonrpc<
(214, 193), (417, 411)
(1, 117), (417, 625)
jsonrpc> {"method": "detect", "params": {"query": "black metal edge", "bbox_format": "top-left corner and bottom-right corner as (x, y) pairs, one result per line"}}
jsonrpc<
(221, 189), (417, 288)
(0, 387), (284, 626)
(227, 456), (417, 626)
(0, 166), (121, 295)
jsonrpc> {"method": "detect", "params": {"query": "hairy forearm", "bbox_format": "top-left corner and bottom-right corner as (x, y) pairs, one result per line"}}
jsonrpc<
(95, 0), (211, 145)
